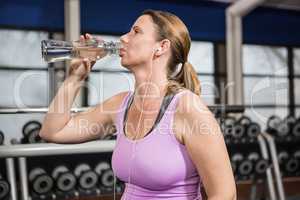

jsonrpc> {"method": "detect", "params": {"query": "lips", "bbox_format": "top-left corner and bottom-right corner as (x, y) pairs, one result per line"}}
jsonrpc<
(119, 48), (126, 56)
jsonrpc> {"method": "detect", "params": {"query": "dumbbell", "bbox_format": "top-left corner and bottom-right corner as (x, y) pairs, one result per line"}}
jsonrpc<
(284, 115), (296, 130)
(95, 161), (115, 188)
(23, 121), (41, 136)
(266, 115), (282, 134)
(281, 115), (296, 141)
(239, 155), (254, 177)
(240, 116), (261, 142)
(52, 165), (76, 192)
(292, 118), (300, 138)
(222, 116), (246, 143)
(27, 127), (45, 144)
(284, 151), (299, 176)
(231, 153), (244, 179)
(293, 150), (300, 175)
(232, 116), (250, 142)
(74, 163), (98, 191)
(0, 130), (4, 145)
(95, 161), (123, 194)
(10, 138), (19, 145)
(266, 116), (289, 139)
(22, 121), (45, 144)
(278, 151), (299, 176)
(221, 117), (236, 143)
(248, 152), (269, 176)
(0, 173), (10, 200)
(246, 122), (261, 142)
(233, 153), (254, 179)
(29, 167), (54, 195)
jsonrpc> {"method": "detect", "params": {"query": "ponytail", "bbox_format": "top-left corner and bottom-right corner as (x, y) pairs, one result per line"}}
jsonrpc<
(166, 61), (201, 96)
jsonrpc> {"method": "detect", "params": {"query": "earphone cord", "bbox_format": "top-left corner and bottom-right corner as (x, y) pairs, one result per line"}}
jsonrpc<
(122, 49), (156, 200)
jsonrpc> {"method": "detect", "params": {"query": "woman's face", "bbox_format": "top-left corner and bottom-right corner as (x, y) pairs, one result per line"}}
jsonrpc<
(120, 15), (159, 67)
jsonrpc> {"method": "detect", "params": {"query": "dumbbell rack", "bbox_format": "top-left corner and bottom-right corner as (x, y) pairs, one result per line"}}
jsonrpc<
(0, 140), (118, 200)
(0, 105), (244, 200)
(227, 132), (285, 200)
(219, 110), (287, 198)
(0, 105), (287, 200)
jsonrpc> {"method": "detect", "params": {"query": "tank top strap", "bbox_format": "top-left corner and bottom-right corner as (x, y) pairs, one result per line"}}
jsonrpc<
(158, 89), (191, 132)
(165, 89), (191, 114)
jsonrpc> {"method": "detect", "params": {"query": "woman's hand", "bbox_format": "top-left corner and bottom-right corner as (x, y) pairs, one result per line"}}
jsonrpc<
(68, 33), (96, 81)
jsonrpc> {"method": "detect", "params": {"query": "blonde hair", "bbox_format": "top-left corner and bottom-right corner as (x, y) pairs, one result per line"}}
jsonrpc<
(143, 9), (201, 96)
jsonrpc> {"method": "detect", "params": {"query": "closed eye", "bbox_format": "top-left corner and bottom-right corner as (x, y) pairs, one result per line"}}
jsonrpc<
(133, 28), (139, 34)
(131, 26), (142, 34)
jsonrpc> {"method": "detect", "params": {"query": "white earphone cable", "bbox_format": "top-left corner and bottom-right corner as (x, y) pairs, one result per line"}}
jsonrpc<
(124, 48), (158, 199)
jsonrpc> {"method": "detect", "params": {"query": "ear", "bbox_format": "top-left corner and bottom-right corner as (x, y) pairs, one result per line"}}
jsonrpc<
(155, 39), (171, 56)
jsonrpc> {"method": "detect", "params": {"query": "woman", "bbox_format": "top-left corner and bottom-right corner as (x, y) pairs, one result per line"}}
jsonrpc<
(40, 9), (236, 200)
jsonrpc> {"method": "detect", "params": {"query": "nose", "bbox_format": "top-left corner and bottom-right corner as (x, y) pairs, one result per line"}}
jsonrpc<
(120, 32), (129, 44)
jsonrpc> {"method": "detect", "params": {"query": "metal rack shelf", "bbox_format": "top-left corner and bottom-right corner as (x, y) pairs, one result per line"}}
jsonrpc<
(0, 140), (116, 200)
(0, 105), (245, 115)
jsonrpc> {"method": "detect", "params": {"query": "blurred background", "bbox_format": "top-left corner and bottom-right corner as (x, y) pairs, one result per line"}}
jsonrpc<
(0, 0), (300, 200)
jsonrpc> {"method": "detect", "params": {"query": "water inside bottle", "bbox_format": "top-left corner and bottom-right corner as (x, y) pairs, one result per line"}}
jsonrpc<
(73, 46), (108, 61)
(41, 40), (117, 63)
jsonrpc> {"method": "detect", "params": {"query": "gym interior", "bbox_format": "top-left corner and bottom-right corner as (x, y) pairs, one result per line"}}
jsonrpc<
(0, 0), (300, 200)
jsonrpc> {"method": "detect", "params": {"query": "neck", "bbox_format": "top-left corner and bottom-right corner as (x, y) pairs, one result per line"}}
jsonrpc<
(132, 62), (169, 104)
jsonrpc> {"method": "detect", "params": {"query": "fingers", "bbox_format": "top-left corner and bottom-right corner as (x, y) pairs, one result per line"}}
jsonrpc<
(82, 58), (92, 73)
(85, 33), (93, 39)
(76, 34), (97, 69)
(70, 58), (82, 66)
(71, 57), (92, 67)
(79, 34), (92, 43)
(85, 33), (103, 43)
(79, 35), (85, 43)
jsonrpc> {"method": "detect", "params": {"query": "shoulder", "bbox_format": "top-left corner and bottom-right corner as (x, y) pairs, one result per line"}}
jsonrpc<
(173, 89), (217, 145)
(107, 91), (132, 107)
(176, 90), (218, 130)
(175, 89), (210, 116)
(176, 89), (222, 137)
(96, 90), (131, 109)
(90, 91), (132, 123)
(107, 90), (132, 113)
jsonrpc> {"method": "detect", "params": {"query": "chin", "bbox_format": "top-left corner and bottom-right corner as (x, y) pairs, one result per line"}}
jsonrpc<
(121, 57), (136, 67)
(121, 59), (130, 68)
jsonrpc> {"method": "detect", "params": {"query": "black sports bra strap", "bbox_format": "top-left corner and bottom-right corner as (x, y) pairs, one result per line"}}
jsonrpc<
(123, 92), (176, 137)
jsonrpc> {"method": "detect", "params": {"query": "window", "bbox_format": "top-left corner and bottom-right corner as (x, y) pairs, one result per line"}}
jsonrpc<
(88, 72), (134, 106)
(243, 77), (289, 106)
(0, 30), (48, 68)
(198, 75), (215, 105)
(293, 48), (300, 75)
(0, 70), (49, 107)
(190, 41), (215, 105)
(189, 41), (214, 74)
(243, 45), (287, 76)
(243, 44), (289, 129)
(0, 29), (49, 144)
(293, 48), (300, 118)
(0, 30), (49, 107)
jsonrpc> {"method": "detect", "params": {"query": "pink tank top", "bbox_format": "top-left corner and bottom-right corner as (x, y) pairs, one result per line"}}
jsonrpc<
(111, 90), (202, 200)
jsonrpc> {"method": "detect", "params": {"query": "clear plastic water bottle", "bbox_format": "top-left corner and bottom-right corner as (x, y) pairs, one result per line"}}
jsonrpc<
(41, 38), (121, 63)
